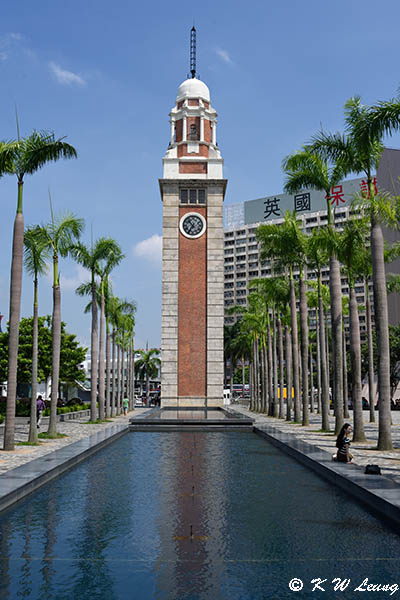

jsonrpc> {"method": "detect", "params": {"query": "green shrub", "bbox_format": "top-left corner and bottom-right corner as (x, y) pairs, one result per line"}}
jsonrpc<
(0, 414), (4, 424)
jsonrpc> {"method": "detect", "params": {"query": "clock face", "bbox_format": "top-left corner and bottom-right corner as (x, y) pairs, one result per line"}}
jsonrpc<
(180, 213), (206, 239)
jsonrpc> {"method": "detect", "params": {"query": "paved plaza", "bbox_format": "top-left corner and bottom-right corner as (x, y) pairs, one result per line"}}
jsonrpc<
(235, 404), (400, 485)
(0, 410), (148, 476)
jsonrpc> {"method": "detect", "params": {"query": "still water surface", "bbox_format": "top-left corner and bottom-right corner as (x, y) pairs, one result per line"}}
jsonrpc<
(0, 432), (400, 599)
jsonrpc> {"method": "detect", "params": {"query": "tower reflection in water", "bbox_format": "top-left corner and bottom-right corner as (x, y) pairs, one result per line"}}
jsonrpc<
(1, 432), (400, 599)
(154, 432), (228, 598)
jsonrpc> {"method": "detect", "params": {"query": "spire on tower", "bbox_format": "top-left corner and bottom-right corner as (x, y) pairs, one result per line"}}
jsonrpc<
(190, 26), (196, 79)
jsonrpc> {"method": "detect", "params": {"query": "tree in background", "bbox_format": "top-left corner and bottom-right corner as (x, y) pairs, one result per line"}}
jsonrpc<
(135, 349), (160, 406)
(0, 130), (77, 450)
(283, 147), (346, 433)
(74, 238), (124, 421)
(41, 208), (84, 436)
(311, 93), (400, 449)
(0, 316), (86, 398)
(23, 226), (50, 443)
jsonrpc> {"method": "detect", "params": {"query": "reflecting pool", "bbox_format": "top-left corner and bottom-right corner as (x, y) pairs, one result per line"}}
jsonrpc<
(0, 432), (399, 599)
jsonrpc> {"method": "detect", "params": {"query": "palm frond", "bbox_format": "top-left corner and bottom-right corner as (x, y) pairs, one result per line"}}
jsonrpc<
(21, 131), (77, 176)
(24, 225), (50, 278)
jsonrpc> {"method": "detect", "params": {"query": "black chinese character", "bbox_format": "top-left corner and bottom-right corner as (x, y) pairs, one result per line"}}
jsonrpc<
(264, 197), (280, 219)
(294, 193), (311, 212)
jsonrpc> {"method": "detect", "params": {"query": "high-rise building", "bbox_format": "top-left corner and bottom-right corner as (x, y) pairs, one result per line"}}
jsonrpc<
(223, 148), (400, 335)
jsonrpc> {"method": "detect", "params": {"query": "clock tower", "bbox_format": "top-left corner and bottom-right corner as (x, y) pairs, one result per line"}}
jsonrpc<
(159, 28), (227, 407)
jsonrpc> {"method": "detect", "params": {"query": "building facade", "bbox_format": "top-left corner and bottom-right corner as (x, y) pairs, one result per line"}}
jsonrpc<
(223, 149), (400, 336)
(160, 75), (227, 407)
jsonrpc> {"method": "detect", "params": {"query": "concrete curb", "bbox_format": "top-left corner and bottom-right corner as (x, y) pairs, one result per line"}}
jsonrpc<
(0, 424), (129, 514)
(255, 424), (400, 528)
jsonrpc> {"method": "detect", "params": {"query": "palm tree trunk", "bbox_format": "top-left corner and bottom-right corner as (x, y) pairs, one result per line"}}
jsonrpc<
(28, 278), (39, 443)
(116, 342), (121, 416)
(316, 311), (321, 414)
(146, 367), (150, 407)
(267, 322), (273, 415)
(120, 346), (125, 412)
(365, 280), (376, 423)
(272, 308), (279, 417)
(252, 338), (258, 411)
(229, 355), (234, 400)
(241, 354), (246, 394)
(105, 319), (111, 418)
(299, 276), (309, 425)
(319, 286), (330, 432)
(131, 340), (135, 409)
(371, 217), (393, 450)
(290, 274), (301, 422)
(262, 343), (268, 413)
(48, 267), (61, 437)
(259, 341), (265, 412)
(90, 279), (98, 421)
(285, 324), (292, 421)
(277, 315), (284, 418)
(4, 183), (24, 451)
(309, 344), (314, 414)
(330, 255), (344, 434)
(326, 316), (330, 399)
(98, 290), (105, 420)
(111, 328), (116, 417)
(249, 360), (253, 410)
(349, 286), (366, 441)
(343, 329), (349, 419)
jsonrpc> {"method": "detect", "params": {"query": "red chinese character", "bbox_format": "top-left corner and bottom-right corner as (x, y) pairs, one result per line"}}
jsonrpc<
(326, 185), (345, 206)
(360, 177), (378, 198)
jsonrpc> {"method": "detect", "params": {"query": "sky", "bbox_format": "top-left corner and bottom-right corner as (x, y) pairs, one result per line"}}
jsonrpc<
(1, 0), (400, 352)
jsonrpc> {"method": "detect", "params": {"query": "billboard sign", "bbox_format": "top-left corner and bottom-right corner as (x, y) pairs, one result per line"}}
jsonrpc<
(244, 176), (376, 225)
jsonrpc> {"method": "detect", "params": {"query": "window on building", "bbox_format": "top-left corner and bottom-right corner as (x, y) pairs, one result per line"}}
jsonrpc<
(189, 124), (198, 141)
(180, 188), (207, 205)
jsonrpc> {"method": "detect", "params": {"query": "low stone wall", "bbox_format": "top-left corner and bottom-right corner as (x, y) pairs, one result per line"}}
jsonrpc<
(58, 409), (91, 422)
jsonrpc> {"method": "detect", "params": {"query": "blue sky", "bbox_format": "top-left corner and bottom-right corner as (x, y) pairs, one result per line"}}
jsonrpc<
(1, 0), (400, 351)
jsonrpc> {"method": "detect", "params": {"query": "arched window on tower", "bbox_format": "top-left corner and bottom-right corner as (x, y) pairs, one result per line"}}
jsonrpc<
(189, 123), (198, 141)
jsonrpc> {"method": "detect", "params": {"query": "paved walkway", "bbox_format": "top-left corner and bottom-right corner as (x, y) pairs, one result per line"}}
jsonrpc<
(0, 410), (148, 476)
(234, 404), (400, 485)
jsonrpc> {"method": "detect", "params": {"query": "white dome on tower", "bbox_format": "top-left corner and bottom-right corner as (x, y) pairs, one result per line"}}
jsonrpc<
(176, 78), (210, 102)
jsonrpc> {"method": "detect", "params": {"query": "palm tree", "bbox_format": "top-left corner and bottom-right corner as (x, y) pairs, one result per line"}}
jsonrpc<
(311, 93), (400, 449)
(306, 231), (331, 431)
(338, 219), (369, 442)
(283, 147), (346, 433)
(23, 225), (49, 443)
(257, 213), (306, 423)
(73, 237), (120, 421)
(0, 131), (77, 450)
(42, 209), (84, 436)
(224, 323), (240, 394)
(135, 348), (160, 405)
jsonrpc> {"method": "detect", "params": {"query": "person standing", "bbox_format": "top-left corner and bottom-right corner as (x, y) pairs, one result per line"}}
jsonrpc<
(122, 396), (129, 416)
(36, 395), (46, 429)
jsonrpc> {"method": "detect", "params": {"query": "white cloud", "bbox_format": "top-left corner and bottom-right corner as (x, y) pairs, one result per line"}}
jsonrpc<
(216, 48), (233, 64)
(9, 33), (23, 41)
(133, 234), (162, 265)
(49, 61), (86, 86)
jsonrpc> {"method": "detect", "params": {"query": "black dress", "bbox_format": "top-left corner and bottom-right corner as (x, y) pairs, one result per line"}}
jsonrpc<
(336, 436), (351, 462)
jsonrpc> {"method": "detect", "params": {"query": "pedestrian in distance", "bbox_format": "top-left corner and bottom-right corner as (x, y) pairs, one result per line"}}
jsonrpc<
(123, 396), (129, 416)
(334, 423), (354, 463)
(36, 395), (46, 429)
